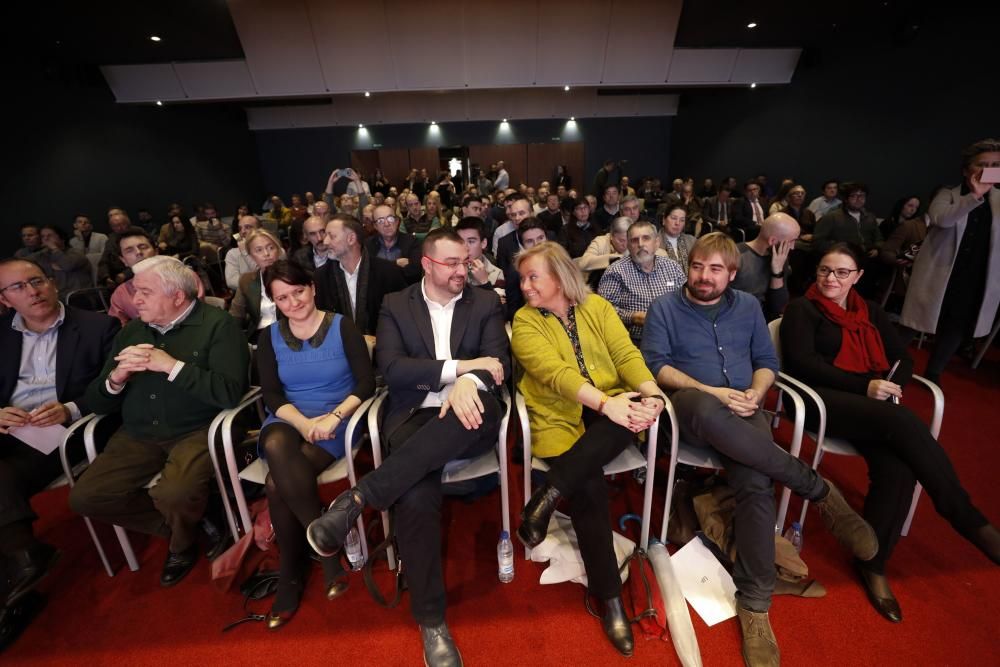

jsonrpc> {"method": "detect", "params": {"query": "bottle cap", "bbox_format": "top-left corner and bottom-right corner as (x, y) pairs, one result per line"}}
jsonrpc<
(791, 521), (801, 530)
(500, 530), (509, 540)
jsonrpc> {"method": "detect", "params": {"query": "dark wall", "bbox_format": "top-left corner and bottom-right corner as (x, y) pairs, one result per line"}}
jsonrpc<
(3, 64), (264, 256)
(253, 116), (672, 200)
(669, 19), (993, 214)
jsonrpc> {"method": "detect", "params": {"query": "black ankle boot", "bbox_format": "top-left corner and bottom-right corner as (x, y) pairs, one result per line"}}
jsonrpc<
(306, 488), (364, 557)
(970, 524), (1000, 565)
(601, 596), (634, 657)
(517, 483), (561, 548)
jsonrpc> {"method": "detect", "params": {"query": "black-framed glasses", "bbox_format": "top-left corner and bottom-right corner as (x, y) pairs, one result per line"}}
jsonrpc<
(817, 266), (860, 280)
(423, 255), (471, 270)
(374, 215), (398, 226)
(0, 276), (49, 295)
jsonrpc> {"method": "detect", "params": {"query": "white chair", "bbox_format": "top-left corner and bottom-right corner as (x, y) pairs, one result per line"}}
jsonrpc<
(56, 413), (116, 576)
(370, 387), (513, 571)
(768, 318), (944, 536)
(211, 387), (381, 561)
(516, 391), (660, 559)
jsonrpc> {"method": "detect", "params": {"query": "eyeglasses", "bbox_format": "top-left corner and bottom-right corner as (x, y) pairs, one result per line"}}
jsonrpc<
(0, 276), (49, 295)
(423, 255), (471, 270)
(973, 160), (1000, 168)
(817, 266), (860, 280)
(374, 215), (398, 226)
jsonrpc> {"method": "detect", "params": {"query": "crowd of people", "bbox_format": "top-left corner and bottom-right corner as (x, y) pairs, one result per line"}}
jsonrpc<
(2, 138), (999, 665)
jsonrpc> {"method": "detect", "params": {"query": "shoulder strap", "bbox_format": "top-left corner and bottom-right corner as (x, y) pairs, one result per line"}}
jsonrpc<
(362, 513), (406, 608)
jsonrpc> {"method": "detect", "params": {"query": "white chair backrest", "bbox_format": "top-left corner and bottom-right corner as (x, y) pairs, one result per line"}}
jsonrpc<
(203, 296), (226, 310)
(768, 317), (783, 366)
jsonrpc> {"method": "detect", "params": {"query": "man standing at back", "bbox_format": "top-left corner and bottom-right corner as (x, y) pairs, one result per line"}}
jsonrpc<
(493, 160), (510, 191)
(308, 228), (509, 667)
(0, 259), (119, 613)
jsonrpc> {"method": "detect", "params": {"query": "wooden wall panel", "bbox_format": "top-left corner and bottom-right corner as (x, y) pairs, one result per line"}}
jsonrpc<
(377, 148), (411, 188)
(350, 150), (380, 180)
(526, 142), (584, 196)
(407, 147), (441, 177)
(468, 145), (527, 190)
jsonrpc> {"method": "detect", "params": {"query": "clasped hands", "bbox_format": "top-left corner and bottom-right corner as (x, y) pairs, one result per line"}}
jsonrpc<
(440, 357), (506, 430)
(602, 392), (664, 433)
(109, 343), (178, 385)
(708, 386), (762, 417)
(0, 402), (71, 432)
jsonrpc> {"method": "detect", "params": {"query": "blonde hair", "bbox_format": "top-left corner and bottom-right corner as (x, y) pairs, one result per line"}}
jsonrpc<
(514, 241), (591, 305)
(244, 228), (285, 260)
(689, 232), (740, 272)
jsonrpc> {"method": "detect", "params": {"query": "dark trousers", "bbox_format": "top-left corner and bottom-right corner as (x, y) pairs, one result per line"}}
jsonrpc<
(68, 427), (214, 553)
(815, 388), (987, 574)
(543, 412), (634, 600)
(670, 388), (826, 612)
(926, 265), (986, 378)
(359, 391), (501, 626)
(0, 435), (65, 553)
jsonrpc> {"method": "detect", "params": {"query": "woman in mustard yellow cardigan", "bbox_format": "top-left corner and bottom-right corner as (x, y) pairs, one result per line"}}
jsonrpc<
(512, 241), (665, 657)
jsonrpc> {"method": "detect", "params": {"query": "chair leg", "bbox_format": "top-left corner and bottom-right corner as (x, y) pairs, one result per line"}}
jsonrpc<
(115, 526), (140, 572)
(798, 447), (825, 531)
(83, 517), (116, 577)
(900, 483), (923, 537)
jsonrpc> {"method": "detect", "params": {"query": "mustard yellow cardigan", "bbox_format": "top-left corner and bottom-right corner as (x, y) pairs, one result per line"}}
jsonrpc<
(512, 294), (655, 458)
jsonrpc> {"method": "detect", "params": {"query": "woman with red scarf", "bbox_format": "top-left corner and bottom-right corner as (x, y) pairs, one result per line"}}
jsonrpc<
(780, 243), (999, 624)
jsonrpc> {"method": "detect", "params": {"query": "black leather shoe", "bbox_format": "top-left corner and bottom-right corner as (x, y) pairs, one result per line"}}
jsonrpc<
(419, 622), (463, 667)
(601, 597), (634, 657)
(517, 483), (561, 548)
(0, 591), (45, 653)
(160, 544), (199, 587)
(306, 488), (364, 558)
(4, 542), (60, 606)
(202, 514), (232, 562)
(856, 562), (902, 623)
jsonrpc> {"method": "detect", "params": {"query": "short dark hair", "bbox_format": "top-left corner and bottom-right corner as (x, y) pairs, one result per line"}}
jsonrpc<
(744, 178), (759, 190)
(39, 225), (69, 244)
(516, 218), (547, 244)
(422, 227), (464, 255)
(19, 222), (39, 232)
(961, 138), (1000, 170)
(822, 179), (839, 189)
(461, 194), (480, 209)
(602, 183), (620, 195)
(840, 181), (869, 197)
(332, 214), (365, 245)
(822, 242), (866, 270)
(505, 192), (528, 205)
(454, 217), (486, 239)
(718, 185), (733, 195)
(660, 204), (687, 221)
(117, 227), (154, 253)
(74, 213), (91, 221)
(262, 259), (313, 299)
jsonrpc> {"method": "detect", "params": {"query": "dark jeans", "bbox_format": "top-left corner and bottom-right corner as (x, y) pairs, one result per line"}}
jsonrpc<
(925, 263), (986, 378)
(359, 391), (501, 626)
(815, 387), (988, 574)
(0, 435), (65, 552)
(670, 388), (826, 612)
(69, 427), (215, 553)
(543, 411), (634, 600)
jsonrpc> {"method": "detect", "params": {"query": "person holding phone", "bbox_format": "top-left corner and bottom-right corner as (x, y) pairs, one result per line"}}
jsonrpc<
(781, 243), (999, 624)
(901, 138), (1000, 384)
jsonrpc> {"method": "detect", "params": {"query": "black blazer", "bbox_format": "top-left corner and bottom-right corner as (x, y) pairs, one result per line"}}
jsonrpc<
(0, 306), (120, 416)
(314, 252), (407, 336)
(375, 283), (511, 437)
(365, 233), (423, 284)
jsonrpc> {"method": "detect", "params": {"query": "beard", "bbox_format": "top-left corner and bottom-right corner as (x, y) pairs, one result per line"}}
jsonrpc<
(686, 281), (726, 303)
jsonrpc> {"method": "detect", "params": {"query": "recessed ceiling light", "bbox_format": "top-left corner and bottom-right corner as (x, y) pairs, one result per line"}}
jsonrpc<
(570, 116), (575, 121)
(358, 124), (364, 129)
(364, 91), (370, 97)
(750, 82), (757, 89)
(501, 118), (507, 123)
(155, 100), (163, 106)
(563, 85), (571, 91)
(150, 35), (162, 42)
(746, 22), (757, 29)
(430, 121), (437, 126)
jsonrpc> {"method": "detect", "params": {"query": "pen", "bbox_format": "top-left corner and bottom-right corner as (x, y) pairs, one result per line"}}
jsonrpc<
(885, 360), (901, 404)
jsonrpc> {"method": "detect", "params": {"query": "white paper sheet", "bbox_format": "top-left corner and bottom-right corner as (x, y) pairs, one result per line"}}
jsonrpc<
(670, 537), (737, 626)
(8, 423), (67, 456)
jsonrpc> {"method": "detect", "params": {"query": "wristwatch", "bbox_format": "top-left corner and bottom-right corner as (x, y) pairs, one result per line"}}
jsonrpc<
(771, 270), (784, 278)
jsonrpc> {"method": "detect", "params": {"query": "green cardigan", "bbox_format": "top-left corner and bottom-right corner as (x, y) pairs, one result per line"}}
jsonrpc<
(85, 301), (250, 441)
(512, 293), (654, 458)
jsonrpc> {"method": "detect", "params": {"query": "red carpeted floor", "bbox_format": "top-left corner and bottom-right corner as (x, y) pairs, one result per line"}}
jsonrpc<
(5, 345), (1000, 666)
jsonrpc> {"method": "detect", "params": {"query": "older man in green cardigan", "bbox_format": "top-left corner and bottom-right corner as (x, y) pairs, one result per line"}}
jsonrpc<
(69, 256), (248, 586)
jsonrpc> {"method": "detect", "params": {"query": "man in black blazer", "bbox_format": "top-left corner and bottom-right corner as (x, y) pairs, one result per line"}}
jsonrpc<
(365, 204), (423, 284)
(308, 229), (509, 667)
(0, 258), (119, 604)
(315, 215), (407, 337)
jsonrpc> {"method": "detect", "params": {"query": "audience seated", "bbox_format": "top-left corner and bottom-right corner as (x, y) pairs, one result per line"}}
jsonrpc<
(68, 256), (249, 587)
(29, 226), (93, 296)
(14, 225), (42, 259)
(781, 243), (1000, 623)
(68, 215), (108, 260)
(598, 220), (685, 343)
(307, 229), (509, 667)
(575, 215), (631, 286)
(735, 179), (768, 241)
(224, 215), (260, 291)
(769, 184), (817, 239)
(732, 213), (799, 321)
(503, 219), (549, 321)
(807, 179), (842, 220)
(512, 241), (665, 657)
(229, 229), (284, 342)
(0, 258), (119, 613)
(641, 232), (879, 667)
(98, 212), (135, 286)
(659, 204), (698, 273)
(454, 217), (504, 290)
(315, 214), (406, 339)
(592, 184), (621, 232)
(290, 216), (329, 274)
(494, 195), (534, 273)
(365, 203), (422, 284)
(158, 212), (200, 261)
(191, 203), (230, 265)
(255, 260), (375, 628)
(559, 197), (599, 259)
(814, 182), (885, 298)
(536, 192), (563, 234)
(703, 186), (736, 235)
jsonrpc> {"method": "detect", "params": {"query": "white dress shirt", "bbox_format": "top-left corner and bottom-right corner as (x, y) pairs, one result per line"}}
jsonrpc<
(418, 281), (486, 409)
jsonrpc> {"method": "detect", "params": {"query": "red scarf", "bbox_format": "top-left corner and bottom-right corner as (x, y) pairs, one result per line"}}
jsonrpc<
(805, 283), (889, 374)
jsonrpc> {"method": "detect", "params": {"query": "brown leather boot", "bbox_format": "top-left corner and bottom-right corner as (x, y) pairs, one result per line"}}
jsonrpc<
(737, 606), (780, 667)
(814, 479), (878, 561)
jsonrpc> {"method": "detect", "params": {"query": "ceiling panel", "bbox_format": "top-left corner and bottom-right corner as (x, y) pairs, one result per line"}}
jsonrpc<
(602, 0), (682, 84)
(384, 0), (465, 90)
(227, 0), (326, 96)
(100, 64), (186, 102)
(174, 60), (257, 100)
(666, 49), (738, 83)
(730, 48), (800, 84)
(535, 0), (612, 86)
(307, 0), (397, 93)
(462, 1), (538, 88)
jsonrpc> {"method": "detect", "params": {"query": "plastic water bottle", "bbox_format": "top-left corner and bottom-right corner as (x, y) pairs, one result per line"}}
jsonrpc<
(345, 527), (364, 571)
(497, 531), (514, 583)
(783, 521), (803, 553)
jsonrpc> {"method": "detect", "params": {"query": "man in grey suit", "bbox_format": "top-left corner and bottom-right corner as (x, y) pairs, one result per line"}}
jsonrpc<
(308, 228), (509, 667)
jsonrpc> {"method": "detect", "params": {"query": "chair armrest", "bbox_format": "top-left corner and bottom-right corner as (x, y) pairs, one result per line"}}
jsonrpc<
(212, 386), (264, 534)
(367, 391), (390, 470)
(59, 413), (97, 485)
(777, 371), (827, 453)
(909, 374), (944, 439)
(344, 389), (383, 487)
(657, 396), (680, 545)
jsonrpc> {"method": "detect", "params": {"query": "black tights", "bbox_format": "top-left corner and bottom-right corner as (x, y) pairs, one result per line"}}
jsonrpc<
(261, 422), (343, 611)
